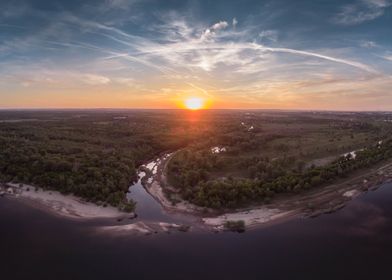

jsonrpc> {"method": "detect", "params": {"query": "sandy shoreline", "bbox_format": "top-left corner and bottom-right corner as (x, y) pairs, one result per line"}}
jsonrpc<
(141, 152), (392, 232)
(139, 153), (297, 231)
(97, 221), (191, 235)
(202, 208), (297, 230)
(1, 183), (132, 220)
(2, 153), (392, 234)
(1, 182), (193, 235)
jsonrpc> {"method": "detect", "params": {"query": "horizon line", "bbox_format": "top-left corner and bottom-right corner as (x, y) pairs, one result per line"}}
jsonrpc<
(0, 107), (391, 113)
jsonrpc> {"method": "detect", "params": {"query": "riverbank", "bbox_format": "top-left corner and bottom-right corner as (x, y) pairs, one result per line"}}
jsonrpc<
(138, 152), (210, 215)
(141, 152), (392, 232)
(3, 154), (392, 234)
(97, 221), (191, 235)
(0, 183), (133, 220)
(139, 153), (294, 231)
(1, 182), (193, 235)
(140, 155), (207, 217)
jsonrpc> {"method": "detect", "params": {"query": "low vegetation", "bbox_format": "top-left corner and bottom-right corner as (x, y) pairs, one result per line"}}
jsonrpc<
(224, 220), (246, 233)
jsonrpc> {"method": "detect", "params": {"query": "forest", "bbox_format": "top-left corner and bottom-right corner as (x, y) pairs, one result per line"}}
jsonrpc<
(0, 110), (220, 210)
(1, 110), (392, 211)
(166, 111), (392, 209)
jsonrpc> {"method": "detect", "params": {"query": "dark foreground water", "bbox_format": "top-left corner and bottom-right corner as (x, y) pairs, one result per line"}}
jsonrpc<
(1, 184), (392, 280)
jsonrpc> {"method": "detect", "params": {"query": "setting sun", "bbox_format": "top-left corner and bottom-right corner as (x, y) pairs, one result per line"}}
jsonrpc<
(184, 97), (204, 110)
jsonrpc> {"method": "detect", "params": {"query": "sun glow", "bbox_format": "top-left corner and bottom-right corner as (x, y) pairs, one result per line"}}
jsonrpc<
(184, 97), (204, 110)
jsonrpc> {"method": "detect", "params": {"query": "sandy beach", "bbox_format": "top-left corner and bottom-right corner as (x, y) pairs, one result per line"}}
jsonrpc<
(1, 182), (192, 235)
(97, 221), (191, 235)
(1, 183), (131, 220)
(2, 153), (392, 234)
(202, 208), (296, 230)
(141, 152), (392, 231)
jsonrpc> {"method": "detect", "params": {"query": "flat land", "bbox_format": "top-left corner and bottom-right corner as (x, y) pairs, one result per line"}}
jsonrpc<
(1, 109), (392, 231)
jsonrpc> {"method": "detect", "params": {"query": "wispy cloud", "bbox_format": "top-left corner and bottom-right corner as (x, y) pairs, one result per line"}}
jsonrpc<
(381, 54), (392, 61)
(104, 0), (139, 10)
(1, 1), (391, 110)
(200, 20), (229, 41)
(83, 74), (111, 85)
(232, 18), (238, 27)
(0, 1), (30, 19)
(259, 46), (378, 73)
(333, 0), (392, 25)
(259, 30), (278, 42)
(1, 14), (380, 93)
(73, 14), (375, 74)
(360, 40), (377, 48)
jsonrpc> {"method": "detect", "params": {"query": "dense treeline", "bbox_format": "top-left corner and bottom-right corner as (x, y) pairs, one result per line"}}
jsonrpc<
(169, 140), (392, 209)
(0, 110), (221, 211)
(164, 111), (392, 209)
(1, 110), (392, 211)
(168, 149), (221, 189)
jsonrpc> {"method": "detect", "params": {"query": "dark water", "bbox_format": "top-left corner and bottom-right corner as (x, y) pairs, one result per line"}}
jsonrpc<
(127, 171), (172, 221)
(126, 170), (199, 225)
(2, 184), (392, 280)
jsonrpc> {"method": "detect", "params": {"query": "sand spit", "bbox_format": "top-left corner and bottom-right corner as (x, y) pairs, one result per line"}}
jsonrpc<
(1, 183), (131, 220)
(203, 208), (295, 231)
(343, 190), (361, 198)
(1, 182), (193, 236)
(98, 221), (191, 236)
(99, 222), (154, 235)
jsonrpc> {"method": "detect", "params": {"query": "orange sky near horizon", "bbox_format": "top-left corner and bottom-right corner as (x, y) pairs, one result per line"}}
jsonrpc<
(1, 0), (392, 111)
(1, 84), (389, 111)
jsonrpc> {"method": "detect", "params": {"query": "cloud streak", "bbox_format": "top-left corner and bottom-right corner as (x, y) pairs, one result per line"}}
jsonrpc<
(0, 0), (391, 110)
(333, 0), (392, 25)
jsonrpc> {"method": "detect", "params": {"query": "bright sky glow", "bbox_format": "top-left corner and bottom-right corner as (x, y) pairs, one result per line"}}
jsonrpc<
(0, 0), (391, 110)
(184, 97), (204, 110)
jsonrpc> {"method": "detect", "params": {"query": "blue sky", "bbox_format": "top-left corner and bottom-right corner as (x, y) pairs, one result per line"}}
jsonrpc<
(0, 0), (392, 109)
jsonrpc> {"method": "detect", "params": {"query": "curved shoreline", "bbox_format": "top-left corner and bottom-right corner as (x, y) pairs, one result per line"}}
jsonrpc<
(0, 183), (132, 221)
(3, 153), (392, 234)
(141, 152), (392, 231)
(1, 183), (193, 235)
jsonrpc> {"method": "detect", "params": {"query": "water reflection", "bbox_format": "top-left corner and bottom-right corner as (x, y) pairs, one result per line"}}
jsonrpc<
(1, 184), (392, 279)
(126, 159), (196, 225)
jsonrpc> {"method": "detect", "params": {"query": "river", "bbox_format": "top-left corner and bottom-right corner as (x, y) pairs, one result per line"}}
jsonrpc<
(1, 181), (392, 279)
(125, 157), (200, 226)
